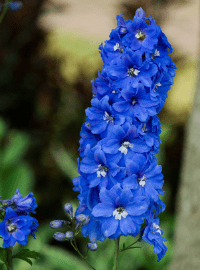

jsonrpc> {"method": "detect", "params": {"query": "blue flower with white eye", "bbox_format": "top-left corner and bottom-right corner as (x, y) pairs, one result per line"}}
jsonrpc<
(92, 184), (149, 238)
(105, 49), (158, 90)
(122, 14), (160, 53)
(113, 84), (159, 122)
(0, 207), (38, 248)
(80, 146), (126, 189)
(101, 123), (151, 165)
(122, 154), (164, 202)
(85, 95), (125, 136)
(142, 214), (167, 262)
(99, 29), (124, 66)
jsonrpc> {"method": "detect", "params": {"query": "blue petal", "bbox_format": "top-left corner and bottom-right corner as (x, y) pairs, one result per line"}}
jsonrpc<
(101, 217), (119, 237)
(92, 203), (114, 217)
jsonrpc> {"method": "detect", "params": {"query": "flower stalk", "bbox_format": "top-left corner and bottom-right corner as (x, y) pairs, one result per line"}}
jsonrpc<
(7, 247), (13, 270)
(112, 237), (120, 270)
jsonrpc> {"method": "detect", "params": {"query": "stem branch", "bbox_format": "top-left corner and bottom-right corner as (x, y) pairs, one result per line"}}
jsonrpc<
(70, 240), (96, 270)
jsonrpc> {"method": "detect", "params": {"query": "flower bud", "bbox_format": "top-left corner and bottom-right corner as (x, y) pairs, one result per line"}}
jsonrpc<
(53, 232), (66, 241)
(75, 214), (86, 223)
(64, 203), (73, 218)
(87, 242), (98, 251)
(50, 220), (65, 229)
(82, 215), (90, 226)
(65, 231), (74, 241)
(135, 7), (146, 19)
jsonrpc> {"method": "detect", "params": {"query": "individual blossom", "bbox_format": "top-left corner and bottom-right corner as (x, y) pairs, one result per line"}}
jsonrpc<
(142, 214), (167, 262)
(92, 184), (149, 238)
(112, 83), (159, 121)
(0, 189), (37, 214)
(85, 95), (125, 136)
(80, 146), (126, 189)
(122, 154), (164, 202)
(122, 12), (160, 53)
(105, 48), (158, 90)
(0, 207), (38, 248)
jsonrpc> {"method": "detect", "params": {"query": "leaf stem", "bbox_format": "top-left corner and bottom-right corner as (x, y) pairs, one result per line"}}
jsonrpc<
(112, 237), (120, 270)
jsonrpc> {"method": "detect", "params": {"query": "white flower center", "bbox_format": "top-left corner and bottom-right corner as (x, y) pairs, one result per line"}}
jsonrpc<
(127, 68), (140, 77)
(103, 111), (114, 123)
(135, 31), (145, 41)
(113, 43), (123, 53)
(7, 223), (17, 233)
(132, 99), (137, 105)
(112, 90), (118, 93)
(96, 165), (109, 177)
(153, 223), (161, 234)
(119, 141), (133, 155)
(113, 207), (128, 220)
(114, 43), (120, 51)
(137, 175), (146, 187)
(151, 49), (160, 59)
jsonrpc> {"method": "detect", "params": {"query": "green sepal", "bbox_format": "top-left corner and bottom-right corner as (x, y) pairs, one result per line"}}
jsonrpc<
(12, 248), (41, 266)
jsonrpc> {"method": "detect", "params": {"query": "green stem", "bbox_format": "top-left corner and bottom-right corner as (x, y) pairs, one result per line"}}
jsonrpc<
(112, 237), (120, 270)
(0, 0), (10, 25)
(7, 247), (14, 270)
(120, 237), (141, 252)
(70, 241), (96, 270)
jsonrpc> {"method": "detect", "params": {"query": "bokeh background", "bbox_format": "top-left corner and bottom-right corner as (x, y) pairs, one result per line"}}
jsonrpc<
(0, 0), (199, 269)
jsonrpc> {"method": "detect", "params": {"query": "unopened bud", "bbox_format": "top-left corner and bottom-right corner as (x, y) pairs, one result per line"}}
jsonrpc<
(64, 203), (73, 218)
(75, 214), (86, 223)
(82, 215), (90, 226)
(53, 232), (66, 241)
(87, 242), (98, 251)
(50, 220), (65, 229)
(65, 231), (74, 241)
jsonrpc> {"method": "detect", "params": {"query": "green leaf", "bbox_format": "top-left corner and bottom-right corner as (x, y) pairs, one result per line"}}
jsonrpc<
(0, 247), (7, 263)
(1, 132), (30, 167)
(12, 249), (41, 266)
(0, 118), (7, 141)
(51, 143), (79, 179)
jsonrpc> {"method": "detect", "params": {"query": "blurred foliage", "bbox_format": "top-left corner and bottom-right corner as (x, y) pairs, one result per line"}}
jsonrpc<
(0, 0), (195, 269)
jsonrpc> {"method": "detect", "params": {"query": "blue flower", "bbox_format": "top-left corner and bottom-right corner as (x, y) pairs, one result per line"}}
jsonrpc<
(0, 189), (37, 214)
(80, 146), (125, 189)
(113, 84), (159, 121)
(86, 95), (125, 136)
(142, 214), (167, 262)
(105, 49), (158, 89)
(92, 184), (149, 238)
(10, 189), (37, 214)
(0, 207), (38, 248)
(122, 154), (164, 202)
(122, 16), (160, 53)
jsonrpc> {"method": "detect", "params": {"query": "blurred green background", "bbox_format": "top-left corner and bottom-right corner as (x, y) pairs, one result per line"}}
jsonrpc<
(0, 0), (198, 269)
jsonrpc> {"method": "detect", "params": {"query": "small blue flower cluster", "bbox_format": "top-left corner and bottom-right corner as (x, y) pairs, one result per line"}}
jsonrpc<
(73, 8), (176, 261)
(0, 189), (38, 248)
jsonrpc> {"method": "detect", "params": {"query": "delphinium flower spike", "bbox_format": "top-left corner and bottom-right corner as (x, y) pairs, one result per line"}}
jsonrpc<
(52, 7), (176, 269)
(73, 6), (176, 266)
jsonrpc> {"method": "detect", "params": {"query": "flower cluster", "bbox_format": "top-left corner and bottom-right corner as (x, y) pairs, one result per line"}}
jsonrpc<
(0, 189), (38, 248)
(73, 7), (176, 261)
